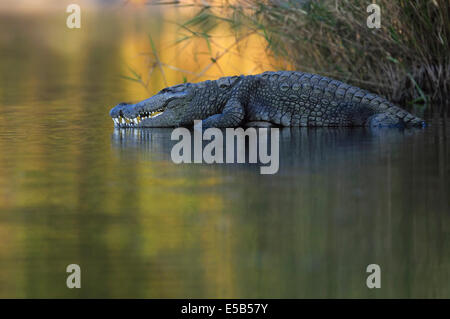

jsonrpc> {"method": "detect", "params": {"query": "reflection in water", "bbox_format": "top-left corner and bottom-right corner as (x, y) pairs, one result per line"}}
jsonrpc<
(108, 125), (450, 299)
(111, 126), (428, 172)
(112, 128), (175, 162)
(0, 9), (449, 298)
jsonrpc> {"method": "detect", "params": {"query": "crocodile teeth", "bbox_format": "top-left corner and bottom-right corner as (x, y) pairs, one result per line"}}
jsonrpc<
(133, 118), (138, 124)
(121, 118), (125, 124)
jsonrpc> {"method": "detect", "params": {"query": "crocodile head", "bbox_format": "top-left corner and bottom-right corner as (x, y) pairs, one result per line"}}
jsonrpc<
(109, 83), (196, 128)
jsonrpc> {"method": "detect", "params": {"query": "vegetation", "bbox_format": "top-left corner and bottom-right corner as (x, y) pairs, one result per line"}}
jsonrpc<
(155, 0), (449, 106)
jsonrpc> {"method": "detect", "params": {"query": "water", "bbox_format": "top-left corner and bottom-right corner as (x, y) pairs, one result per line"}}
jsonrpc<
(0, 9), (449, 298)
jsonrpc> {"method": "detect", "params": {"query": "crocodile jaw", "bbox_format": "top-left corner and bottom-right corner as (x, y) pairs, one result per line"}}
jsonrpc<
(110, 94), (181, 127)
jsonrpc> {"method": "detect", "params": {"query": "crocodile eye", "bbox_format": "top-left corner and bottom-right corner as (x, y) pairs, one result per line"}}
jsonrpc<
(159, 88), (171, 94)
(219, 84), (229, 89)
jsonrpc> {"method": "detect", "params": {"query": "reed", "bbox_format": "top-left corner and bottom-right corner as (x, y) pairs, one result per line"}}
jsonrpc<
(163, 0), (449, 106)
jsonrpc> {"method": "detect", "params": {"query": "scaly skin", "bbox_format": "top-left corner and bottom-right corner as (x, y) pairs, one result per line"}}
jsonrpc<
(109, 71), (425, 128)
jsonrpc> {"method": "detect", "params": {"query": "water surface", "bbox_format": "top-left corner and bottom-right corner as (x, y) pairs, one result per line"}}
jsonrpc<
(0, 10), (448, 298)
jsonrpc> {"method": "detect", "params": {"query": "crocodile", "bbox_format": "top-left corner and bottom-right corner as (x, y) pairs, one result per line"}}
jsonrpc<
(109, 71), (425, 128)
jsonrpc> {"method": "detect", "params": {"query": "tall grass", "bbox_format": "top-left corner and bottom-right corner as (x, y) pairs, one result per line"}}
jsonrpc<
(160, 0), (449, 105)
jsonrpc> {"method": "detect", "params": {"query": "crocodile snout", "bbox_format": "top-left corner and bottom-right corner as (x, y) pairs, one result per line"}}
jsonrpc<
(110, 102), (139, 119)
(109, 102), (129, 118)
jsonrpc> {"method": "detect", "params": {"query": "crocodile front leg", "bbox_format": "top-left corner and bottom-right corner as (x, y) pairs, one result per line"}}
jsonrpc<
(200, 97), (245, 128)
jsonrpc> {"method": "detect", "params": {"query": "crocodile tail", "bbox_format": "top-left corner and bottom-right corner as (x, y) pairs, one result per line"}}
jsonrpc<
(385, 105), (426, 127)
(366, 103), (425, 128)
